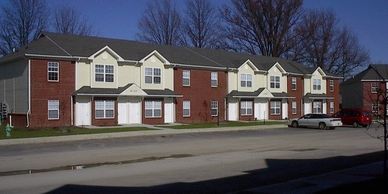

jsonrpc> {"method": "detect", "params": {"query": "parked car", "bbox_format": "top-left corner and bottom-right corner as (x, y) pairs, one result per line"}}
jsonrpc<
(289, 114), (342, 130)
(332, 109), (372, 127)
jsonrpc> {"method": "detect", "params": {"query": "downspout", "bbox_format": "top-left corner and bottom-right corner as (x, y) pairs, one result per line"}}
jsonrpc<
(26, 59), (31, 128)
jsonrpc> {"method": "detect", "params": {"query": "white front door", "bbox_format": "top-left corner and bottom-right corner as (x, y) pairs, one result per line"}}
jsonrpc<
(129, 97), (141, 124)
(164, 98), (174, 123)
(75, 97), (91, 126)
(118, 98), (129, 124)
(228, 100), (238, 121)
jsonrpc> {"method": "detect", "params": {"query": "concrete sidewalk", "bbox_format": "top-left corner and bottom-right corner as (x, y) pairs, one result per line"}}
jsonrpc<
(0, 124), (287, 146)
(246, 161), (383, 194)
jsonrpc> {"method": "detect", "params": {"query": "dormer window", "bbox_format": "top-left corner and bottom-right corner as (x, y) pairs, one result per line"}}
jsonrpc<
(241, 74), (252, 87)
(145, 67), (161, 84)
(270, 76), (280, 88)
(313, 79), (321, 90)
(95, 64), (114, 82)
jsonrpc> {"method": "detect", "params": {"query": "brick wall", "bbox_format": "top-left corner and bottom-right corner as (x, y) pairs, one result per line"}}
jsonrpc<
(30, 59), (75, 128)
(174, 68), (227, 123)
(326, 79), (340, 114)
(287, 76), (304, 119)
(362, 81), (386, 116)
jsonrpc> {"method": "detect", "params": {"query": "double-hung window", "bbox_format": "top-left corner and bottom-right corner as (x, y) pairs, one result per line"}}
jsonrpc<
(145, 100), (162, 118)
(48, 62), (59, 81)
(270, 76), (280, 88)
(329, 80), (334, 92)
(48, 100), (59, 120)
(330, 101), (334, 113)
(270, 101), (281, 115)
(313, 79), (321, 90)
(241, 74), (252, 87)
(95, 65), (114, 82)
(210, 101), (218, 116)
(313, 101), (322, 113)
(371, 82), (378, 93)
(182, 70), (190, 86)
(372, 103), (379, 113)
(145, 68), (161, 84)
(291, 77), (297, 90)
(291, 101), (297, 114)
(211, 72), (218, 87)
(183, 101), (190, 117)
(95, 100), (114, 119)
(240, 101), (253, 116)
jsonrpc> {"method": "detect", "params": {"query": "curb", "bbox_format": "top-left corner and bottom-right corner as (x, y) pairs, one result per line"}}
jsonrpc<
(0, 124), (287, 146)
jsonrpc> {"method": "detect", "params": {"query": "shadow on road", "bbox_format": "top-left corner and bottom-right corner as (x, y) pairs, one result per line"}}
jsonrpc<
(46, 151), (383, 194)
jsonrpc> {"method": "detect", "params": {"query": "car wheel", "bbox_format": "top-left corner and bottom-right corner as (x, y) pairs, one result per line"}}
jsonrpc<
(292, 121), (299, 128)
(319, 122), (327, 130)
(352, 122), (359, 128)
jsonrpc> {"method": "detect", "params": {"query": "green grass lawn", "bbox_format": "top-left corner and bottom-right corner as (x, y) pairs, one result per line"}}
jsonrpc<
(0, 125), (156, 140)
(158, 121), (286, 129)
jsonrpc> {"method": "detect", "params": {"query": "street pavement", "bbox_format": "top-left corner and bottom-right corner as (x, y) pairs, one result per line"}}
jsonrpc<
(0, 126), (384, 193)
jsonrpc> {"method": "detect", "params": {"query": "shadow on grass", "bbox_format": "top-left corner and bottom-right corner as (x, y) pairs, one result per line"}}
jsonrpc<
(46, 151), (384, 194)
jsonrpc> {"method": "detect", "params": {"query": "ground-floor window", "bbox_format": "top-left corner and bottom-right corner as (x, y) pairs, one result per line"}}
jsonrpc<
(95, 100), (114, 119)
(329, 101), (334, 113)
(240, 101), (253, 115)
(210, 101), (218, 116)
(48, 100), (59, 120)
(270, 101), (281, 115)
(183, 100), (190, 117)
(372, 103), (379, 113)
(291, 101), (297, 114)
(313, 101), (322, 114)
(145, 100), (162, 118)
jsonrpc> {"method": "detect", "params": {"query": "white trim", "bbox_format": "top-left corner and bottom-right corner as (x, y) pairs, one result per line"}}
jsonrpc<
(25, 53), (87, 59)
(361, 79), (385, 82)
(47, 61), (60, 82)
(211, 72), (218, 87)
(238, 59), (259, 71)
(240, 100), (253, 116)
(291, 77), (297, 90)
(48, 100), (60, 120)
(95, 100), (115, 119)
(146, 94), (183, 97)
(174, 63), (227, 70)
(140, 50), (171, 65)
(182, 70), (190, 86)
(144, 100), (162, 118)
(183, 100), (190, 117)
(270, 100), (281, 115)
(27, 59), (31, 127)
(88, 46), (124, 61)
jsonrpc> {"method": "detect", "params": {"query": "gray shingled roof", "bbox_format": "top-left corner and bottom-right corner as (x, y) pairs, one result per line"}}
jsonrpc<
(74, 84), (133, 95)
(227, 88), (265, 97)
(304, 93), (334, 99)
(342, 64), (388, 85)
(272, 92), (292, 98)
(143, 89), (180, 96)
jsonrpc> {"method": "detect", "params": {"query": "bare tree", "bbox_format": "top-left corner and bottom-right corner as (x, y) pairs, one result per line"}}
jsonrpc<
(221, 0), (303, 56)
(292, 9), (369, 78)
(53, 5), (93, 36)
(0, 0), (48, 55)
(183, 0), (221, 48)
(137, 0), (183, 45)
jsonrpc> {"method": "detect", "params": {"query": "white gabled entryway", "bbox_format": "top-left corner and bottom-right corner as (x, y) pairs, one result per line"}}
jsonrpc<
(75, 96), (91, 126)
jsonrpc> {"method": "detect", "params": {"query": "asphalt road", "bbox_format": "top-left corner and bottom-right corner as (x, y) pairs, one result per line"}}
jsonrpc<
(0, 126), (384, 194)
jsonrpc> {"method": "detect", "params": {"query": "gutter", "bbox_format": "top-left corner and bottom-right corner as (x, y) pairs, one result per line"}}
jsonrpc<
(26, 59), (31, 127)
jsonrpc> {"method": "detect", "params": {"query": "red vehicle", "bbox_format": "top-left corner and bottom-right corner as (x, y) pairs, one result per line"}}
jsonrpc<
(333, 109), (372, 127)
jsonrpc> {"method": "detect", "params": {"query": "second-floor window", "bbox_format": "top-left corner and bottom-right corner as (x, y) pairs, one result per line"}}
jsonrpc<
(329, 80), (334, 92)
(313, 79), (321, 90)
(371, 82), (378, 93)
(48, 62), (59, 81)
(211, 72), (218, 87)
(95, 65), (114, 82)
(270, 76), (280, 88)
(182, 70), (190, 86)
(291, 77), (297, 90)
(145, 68), (161, 84)
(241, 74), (252, 87)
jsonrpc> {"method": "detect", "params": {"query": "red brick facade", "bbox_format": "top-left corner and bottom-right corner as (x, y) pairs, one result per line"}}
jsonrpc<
(30, 59), (75, 128)
(8, 113), (27, 128)
(142, 98), (164, 125)
(91, 97), (118, 126)
(326, 79), (340, 115)
(174, 68), (227, 123)
(287, 76), (304, 119)
(361, 81), (386, 116)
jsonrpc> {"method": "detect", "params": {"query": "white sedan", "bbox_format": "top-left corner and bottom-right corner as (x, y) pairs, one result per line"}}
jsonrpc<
(288, 114), (342, 130)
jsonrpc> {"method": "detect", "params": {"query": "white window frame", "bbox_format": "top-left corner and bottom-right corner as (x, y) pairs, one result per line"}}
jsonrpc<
(291, 77), (297, 90)
(145, 67), (161, 84)
(183, 100), (190, 117)
(371, 82), (378, 93)
(329, 101), (334, 113)
(211, 72), (218, 87)
(270, 101), (281, 115)
(95, 100), (115, 119)
(182, 70), (190, 86)
(329, 80), (334, 92)
(240, 101), (253, 116)
(372, 103), (379, 113)
(313, 101), (322, 114)
(145, 100), (162, 118)
(313, 79), (321, 90)
(48, 100), (59, 120)
(47, 62), (59, 82)
(291, 101), (297, 114)
(240, 74), (252, 87)
(95, 64), (114, 83)
(270, 76), (280, 89)
(210, 101), (218, 116)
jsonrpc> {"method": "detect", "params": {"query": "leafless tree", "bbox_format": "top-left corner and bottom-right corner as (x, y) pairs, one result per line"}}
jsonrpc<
(221, 0), (303, 56)
(137, 0), (183, 45)
(183, 0), (222, 48)
(53, 5), (93, 36)
(0, 0), (48, 55)
(292, 9), (369, 78)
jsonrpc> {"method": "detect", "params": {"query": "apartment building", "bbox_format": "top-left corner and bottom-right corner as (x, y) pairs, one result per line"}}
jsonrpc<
(0, 33), (341, 128)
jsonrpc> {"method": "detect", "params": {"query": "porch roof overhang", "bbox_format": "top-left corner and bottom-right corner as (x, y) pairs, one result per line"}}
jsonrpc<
(227, 88), (275, 99)
(304, 93), (334, 100)
(272, 92), (295, 99)
(143, 89), (183, 97)
(73, 83), (148, 97)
